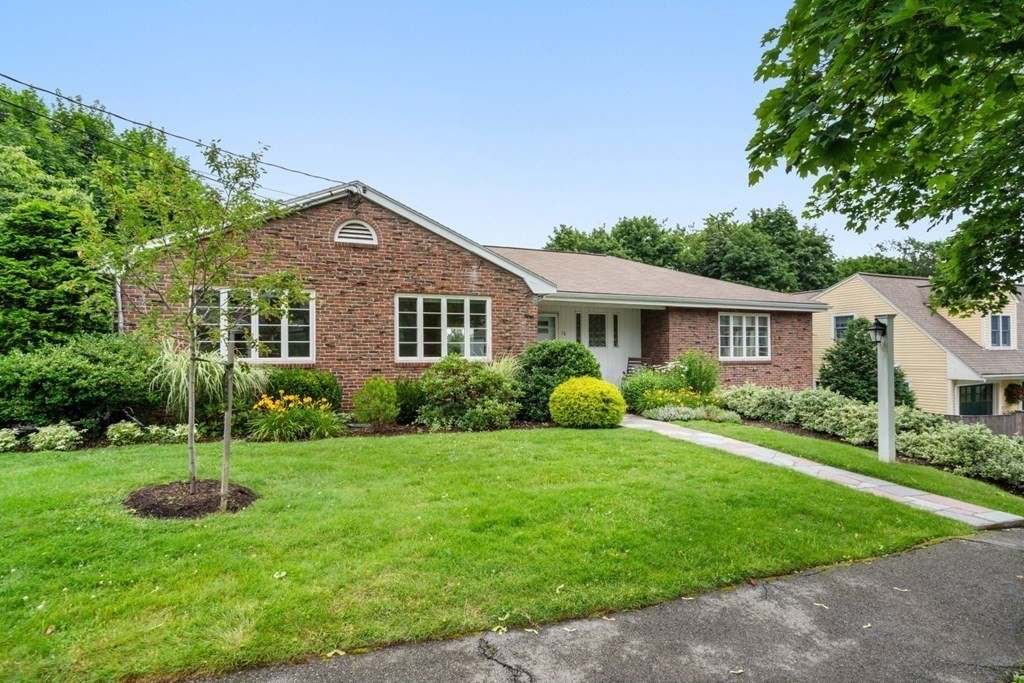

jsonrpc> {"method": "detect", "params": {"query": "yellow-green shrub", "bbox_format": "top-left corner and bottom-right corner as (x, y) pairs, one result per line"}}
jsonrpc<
(548, 377), (626, 429)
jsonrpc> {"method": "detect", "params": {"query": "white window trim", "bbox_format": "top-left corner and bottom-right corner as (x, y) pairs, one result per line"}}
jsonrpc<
(334, 219), (378, 245)
(987, 314), (1015, 350)
(394, 294), (492, 362)
(202, 288), (317, 364)
(718, 312), (772, 361)
(832, 313), (855, 341)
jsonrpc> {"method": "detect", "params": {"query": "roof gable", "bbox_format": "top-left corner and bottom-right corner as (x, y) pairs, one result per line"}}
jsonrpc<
(285, 182), (556, 295)
(824, 272), (1024, 378)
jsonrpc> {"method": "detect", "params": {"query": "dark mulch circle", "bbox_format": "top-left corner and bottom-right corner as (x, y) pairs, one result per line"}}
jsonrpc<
(124, 479), (258, 520)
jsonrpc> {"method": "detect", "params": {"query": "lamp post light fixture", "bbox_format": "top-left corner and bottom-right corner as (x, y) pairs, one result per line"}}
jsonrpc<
(873, 315), (896, 463)
(867, 318), (887, 345)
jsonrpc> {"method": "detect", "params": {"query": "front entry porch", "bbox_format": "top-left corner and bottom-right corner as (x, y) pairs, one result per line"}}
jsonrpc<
(536, 303), (646, 385)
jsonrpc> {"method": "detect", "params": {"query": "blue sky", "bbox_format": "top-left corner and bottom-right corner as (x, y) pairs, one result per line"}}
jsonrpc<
(4, 1), (949, 256)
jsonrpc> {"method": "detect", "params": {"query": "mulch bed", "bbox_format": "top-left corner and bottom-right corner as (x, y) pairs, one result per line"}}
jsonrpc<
(124, 479), (258, 520)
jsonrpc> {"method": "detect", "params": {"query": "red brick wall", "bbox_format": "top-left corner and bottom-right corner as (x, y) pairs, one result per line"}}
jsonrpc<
(122, 195), (538, 407)
(641, 308), (812, 389)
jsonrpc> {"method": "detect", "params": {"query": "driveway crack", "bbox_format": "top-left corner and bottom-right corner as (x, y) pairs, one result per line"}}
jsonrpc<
(478, 637), (536, 683)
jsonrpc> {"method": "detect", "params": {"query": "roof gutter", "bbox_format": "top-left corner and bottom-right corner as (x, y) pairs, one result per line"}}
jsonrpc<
(539, 291), (829, 312)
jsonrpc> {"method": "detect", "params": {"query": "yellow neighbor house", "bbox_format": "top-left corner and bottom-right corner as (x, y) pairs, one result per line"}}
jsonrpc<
(807, 273), (1024, 416)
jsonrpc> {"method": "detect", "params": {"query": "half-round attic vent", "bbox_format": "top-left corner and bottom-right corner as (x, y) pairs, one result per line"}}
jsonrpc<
(334, 220), (378, 245)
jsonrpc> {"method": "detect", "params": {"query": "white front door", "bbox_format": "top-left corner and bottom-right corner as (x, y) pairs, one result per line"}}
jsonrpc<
(578, 310), (627, 384)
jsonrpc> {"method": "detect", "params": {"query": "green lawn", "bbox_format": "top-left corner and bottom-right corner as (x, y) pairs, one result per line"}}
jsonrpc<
(684, 420), (1024, 517)
(1, 428), (967, 682)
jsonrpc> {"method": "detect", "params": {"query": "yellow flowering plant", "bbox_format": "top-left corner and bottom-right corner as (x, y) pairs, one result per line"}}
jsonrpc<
(248, 390), (344, 441)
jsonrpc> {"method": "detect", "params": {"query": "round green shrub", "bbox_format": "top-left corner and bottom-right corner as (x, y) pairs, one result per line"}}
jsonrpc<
(548, 377), (626, 429)
(674, 349), (721, 395)
(621, 369), (664, 413)
(394, 377), (426, 425)
(0, 333), (160, 427)
(352, 375), (400, 428)
(419, 356), (520, 431)
(519, 341), (601, 422)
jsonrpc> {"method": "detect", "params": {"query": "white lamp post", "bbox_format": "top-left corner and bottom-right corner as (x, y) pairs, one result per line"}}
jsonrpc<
(869, 315), (896, 463)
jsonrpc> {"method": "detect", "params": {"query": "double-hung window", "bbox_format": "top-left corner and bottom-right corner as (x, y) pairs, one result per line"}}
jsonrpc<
(833, 314), (854, 340)
(195, 289), (315, 362)
(990, 315), (1012, 348)
(396, 295), (490, 361)
(719, 313), (770, 359)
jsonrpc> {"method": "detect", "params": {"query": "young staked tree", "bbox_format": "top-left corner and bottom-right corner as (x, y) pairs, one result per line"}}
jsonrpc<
(84, 144), (304, 509)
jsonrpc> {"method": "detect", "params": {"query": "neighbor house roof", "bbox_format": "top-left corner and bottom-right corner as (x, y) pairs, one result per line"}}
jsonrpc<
(827, 273), (1024, 379)
(488, 246), (828, 312)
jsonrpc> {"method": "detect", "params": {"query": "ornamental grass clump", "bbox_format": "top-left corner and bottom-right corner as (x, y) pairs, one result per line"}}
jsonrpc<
(150, 341), (270, 421)
(248, 392), (344, 442)
(548, 377), (626, 429)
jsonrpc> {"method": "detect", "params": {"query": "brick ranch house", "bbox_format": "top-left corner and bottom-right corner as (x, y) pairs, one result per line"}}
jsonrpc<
(120, 182), (826, 406)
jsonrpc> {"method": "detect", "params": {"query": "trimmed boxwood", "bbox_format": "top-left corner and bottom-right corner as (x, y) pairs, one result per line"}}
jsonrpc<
(519, 341), (602, 422)
(0, 333), (160, 428)
(548, 377), (626, 429)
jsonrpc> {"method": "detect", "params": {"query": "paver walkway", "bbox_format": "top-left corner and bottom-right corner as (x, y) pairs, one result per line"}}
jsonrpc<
(622, 414), (1024, 529)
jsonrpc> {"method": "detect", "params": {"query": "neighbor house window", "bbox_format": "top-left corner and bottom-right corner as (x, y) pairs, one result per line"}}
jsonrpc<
(719, 313), (770, 359)
(991, 315), (1012, 348)
(396, 295), (490, 361)
(195, 289), (315, 362)
(959, 383), (993, 416)
(613, 314), (619, 348)
(833, 314), (854, 340)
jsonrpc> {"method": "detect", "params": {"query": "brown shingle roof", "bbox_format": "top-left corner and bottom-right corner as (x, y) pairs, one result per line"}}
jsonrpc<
(488, 246), (826, 310)
(855, 274), (1024, 378)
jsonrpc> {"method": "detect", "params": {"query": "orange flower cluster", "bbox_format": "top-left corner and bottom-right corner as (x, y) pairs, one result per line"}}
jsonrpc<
(253, 390), (333, 413)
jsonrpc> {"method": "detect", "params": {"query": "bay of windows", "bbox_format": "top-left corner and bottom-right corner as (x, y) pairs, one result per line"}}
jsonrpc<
(397, 295), (490, 361)
(719, 313), (770, 359)
(196, 289), (314, 361)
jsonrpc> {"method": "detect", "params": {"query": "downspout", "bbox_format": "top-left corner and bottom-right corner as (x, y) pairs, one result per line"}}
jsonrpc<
(115, 275), (125, 335)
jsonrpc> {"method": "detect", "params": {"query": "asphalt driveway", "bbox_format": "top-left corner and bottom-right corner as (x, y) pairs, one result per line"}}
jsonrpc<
(200, 530), (1024, 683)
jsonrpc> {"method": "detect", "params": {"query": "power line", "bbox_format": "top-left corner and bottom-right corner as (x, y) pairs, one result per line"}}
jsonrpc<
(0, 71), (346, 185)
(0, 94), (297, 199)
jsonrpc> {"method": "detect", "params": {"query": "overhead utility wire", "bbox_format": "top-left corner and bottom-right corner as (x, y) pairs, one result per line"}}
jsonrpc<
(0, 71), (346, 186)
(0, 95), (296, 200)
